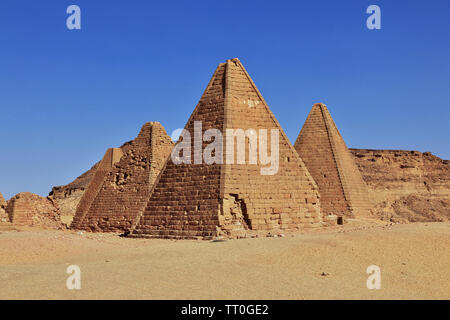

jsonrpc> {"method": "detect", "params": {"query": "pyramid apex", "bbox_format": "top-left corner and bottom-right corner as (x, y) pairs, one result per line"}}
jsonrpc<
(225, 57), (242, 64)
(139, 121), (169, 134)
(313, 103), (327, 108)
(142, 121), (162, 127)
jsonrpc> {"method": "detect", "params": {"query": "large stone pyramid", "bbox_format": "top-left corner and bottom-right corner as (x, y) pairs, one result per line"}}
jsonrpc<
(294, 103), (373, 218)
(130, 58), (321, 239)
(71, 122), (173, 232)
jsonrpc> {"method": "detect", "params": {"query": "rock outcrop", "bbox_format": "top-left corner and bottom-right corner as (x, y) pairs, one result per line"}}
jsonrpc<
(5, 192), (64, 228)
(351, 149), (450, 222)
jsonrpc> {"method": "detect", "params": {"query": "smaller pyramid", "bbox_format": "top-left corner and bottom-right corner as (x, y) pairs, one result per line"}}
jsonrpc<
(294, 103), (373, 218)
(71, 122), (173, 232)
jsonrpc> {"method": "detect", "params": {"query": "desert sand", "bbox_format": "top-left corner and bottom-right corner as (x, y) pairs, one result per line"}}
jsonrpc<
(0, 219), (448, 300)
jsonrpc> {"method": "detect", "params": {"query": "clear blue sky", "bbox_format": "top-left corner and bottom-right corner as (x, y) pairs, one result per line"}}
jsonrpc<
(0, 0), (449, 199)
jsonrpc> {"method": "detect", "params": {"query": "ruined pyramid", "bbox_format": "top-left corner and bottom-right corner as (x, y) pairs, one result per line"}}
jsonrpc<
(5, 192), (63, 228)
(71, 122), (173, 232)
(130, 58), (322, 239)
(294, 103), (373, 218)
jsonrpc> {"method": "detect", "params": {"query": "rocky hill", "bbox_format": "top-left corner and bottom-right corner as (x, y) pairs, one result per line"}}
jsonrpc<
(350, 149), (450, 222)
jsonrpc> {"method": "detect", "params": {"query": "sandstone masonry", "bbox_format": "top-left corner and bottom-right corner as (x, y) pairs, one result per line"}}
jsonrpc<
(130, 58), (322, 239)
(71, 122), (173, 232)
(294, 103), (373, 218)
(5, 192), (63, 228)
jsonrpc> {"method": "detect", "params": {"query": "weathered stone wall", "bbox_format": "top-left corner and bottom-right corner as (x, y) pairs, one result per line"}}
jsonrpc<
(294, 103), (373, 218)
(5, 192), (63, 228)
(72, 122), (173, 232)
(130, 58), (321, 239)
(351, 149), (450, 222)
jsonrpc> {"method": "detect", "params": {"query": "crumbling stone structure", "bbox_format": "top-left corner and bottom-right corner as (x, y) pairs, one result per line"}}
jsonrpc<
(71, 122), (173, 232)
(294, 103), (373, 218)
(5, 192), (63, 228)
(0, 192), (6, 208)
(130, 58), (322, 239)
(0, 192), (8, 222)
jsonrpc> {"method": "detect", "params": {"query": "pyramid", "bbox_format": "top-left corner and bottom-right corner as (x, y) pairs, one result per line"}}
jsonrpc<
(294, 103), (373, 218)
(71, 122), (173, 232)
(130, 58), (321, 239)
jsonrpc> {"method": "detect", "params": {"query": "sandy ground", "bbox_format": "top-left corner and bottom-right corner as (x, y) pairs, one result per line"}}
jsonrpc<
(0, 220), (449, 300)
